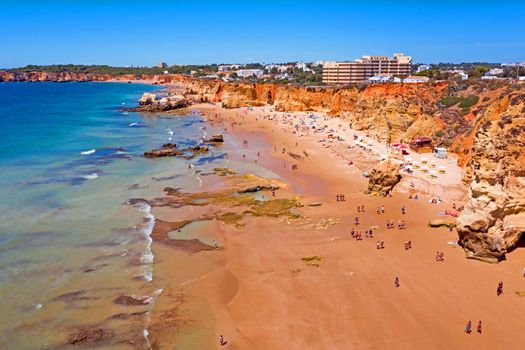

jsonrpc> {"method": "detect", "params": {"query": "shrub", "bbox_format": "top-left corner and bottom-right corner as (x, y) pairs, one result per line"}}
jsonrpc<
(439, 96), (462, 107)
(458, 95), (480, 109)
(434, 130), (445, 138)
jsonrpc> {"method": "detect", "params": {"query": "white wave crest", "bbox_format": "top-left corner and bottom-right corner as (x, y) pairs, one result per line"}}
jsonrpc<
(80, 149), (96, 155)
(135, 202), (155, 282)
(84, 173), (98, 179)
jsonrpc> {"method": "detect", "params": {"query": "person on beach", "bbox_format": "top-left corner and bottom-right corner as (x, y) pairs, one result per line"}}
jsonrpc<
(219, 335), (226, 346)
(354, 217), (360, 225)
(361, 205), (365, 212)
(380, 240), (384, 249)
(381, 206), (385, 214)
(358, 205), (361, 213)
(465, 321), (472, 334)
(401, 205), (406, 214)
(477, 321), (482, 334)
(497, 281), (503, 296)
(377, 241), (381, 249)
(395, 276), (400, 288)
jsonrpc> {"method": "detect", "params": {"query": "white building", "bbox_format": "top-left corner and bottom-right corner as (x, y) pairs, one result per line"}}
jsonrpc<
(264, 64), (290, 73)
(295, 62), (308, 70)
(403, 76), (429, 83)
(236, 69), (264, 77)
(458, 72), (469, 80)
(417, 65), (431, 73)
(481, 75), (499, 80)
(218, 64), (241, 72)
(488, 68), (504, 75)
(368, 74), (393, 83)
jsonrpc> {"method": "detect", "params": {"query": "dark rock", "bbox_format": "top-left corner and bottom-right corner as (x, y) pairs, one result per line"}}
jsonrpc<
(205, 134), (224, 143)
(238, 184), (279, 193)
(144, 148), (183, 158)
(188, 145), (209, 154)
(67, 328), (113, 346)
(113, 294), (154, 306)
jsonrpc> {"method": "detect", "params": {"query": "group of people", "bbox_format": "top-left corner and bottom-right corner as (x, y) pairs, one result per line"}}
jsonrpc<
(404, 240), (412, 250)
(336, 194), (346, 201)
(376, 240), (385, 249)
(376, 206), (385, 214)
(408, 193), (419, 200)
(465, 320), (482, 334)
(386, 219), (407, 230)
(351, 227), (375, 240)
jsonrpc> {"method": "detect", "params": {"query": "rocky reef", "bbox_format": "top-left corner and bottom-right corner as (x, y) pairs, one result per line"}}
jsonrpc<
(457, 92), (525, 262)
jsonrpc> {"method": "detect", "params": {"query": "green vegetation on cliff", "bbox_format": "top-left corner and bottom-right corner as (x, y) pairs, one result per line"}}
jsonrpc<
(10, 64), (218, 76)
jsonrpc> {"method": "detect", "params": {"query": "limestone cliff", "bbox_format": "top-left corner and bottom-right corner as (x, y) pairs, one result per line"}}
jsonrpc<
(457, 92), (525, 261)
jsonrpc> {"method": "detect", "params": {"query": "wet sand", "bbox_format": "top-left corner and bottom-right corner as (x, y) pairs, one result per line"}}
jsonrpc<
(148, 104), (525, 349)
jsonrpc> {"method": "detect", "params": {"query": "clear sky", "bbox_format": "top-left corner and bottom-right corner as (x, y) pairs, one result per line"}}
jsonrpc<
(1, 0), (524, 68)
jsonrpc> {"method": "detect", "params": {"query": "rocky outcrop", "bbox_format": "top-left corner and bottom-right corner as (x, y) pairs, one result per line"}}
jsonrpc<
(134, 92), (189, 111)
(365, 158), (402, 196)
(457, 93), (525, 262)
(204, 134), (224, 143)
(144, 143), (183, 158)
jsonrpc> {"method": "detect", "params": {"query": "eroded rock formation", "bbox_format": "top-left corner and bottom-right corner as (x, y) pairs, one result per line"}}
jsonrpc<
(365, 158), (402, 196)
(457, 93), (525, 262)
(135, 92), (189, 111)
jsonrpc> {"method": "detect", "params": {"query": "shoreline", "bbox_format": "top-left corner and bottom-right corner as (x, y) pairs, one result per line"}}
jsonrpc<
(145, 103), (525, 349)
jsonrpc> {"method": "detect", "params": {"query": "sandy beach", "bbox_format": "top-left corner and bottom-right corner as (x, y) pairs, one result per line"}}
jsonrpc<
(147, 103), (525, 349)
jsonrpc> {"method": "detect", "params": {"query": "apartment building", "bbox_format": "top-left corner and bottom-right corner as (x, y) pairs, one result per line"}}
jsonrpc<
(322, 54), (412, 84)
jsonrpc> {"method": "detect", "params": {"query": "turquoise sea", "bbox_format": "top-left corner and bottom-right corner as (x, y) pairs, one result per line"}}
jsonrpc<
(0, 82), (221, 349)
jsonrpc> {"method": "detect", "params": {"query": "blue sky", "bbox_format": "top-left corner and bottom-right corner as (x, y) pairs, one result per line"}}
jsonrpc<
(1, 0), (524, 68)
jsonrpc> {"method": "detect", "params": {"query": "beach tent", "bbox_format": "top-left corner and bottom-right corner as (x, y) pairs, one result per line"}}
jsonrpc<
(433, 147), (448, 159)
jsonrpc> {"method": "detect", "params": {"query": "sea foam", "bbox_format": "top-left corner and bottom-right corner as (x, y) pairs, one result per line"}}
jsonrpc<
(80, 149), (96, 155)
(133, 201), (155, 282)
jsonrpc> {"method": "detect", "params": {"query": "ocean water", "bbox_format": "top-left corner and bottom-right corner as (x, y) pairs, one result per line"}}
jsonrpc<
(0, 82), (220, 349)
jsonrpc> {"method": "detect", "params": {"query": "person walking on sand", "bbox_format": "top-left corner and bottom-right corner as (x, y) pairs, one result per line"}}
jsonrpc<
(477, 321), (482, 334)
(219, 335), (226, 346)
(394, 276), (400, 288)
(465, 321), (472, 334)
(497, 281), (503, 296)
